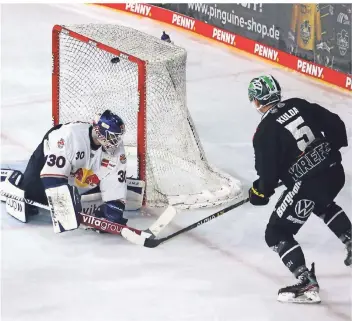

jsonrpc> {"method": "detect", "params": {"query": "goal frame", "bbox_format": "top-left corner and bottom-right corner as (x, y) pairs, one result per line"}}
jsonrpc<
(52, 24), (242, 209)
(52, 25), (147, 201)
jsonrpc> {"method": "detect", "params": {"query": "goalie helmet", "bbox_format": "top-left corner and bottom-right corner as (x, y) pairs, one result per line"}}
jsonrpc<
(92, 110), (126, 155)
(248, 75), (281, 107)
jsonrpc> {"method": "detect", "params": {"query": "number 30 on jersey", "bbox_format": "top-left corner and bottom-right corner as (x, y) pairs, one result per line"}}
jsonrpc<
(45, 154), (66, 168)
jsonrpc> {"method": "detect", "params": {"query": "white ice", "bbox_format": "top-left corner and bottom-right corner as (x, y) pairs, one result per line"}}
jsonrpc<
(1, 4), (351, 321)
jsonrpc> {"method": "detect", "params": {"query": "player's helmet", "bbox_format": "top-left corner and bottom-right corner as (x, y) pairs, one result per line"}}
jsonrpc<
(248, 75), (281, 107)
(92, 110), (126, 154)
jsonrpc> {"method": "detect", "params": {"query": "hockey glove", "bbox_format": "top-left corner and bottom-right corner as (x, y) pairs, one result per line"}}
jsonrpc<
(94, 200), (128, 225)
(248, 181), (270, 206)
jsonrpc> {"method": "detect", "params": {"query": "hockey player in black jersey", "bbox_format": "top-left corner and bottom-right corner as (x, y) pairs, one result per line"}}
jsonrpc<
(247, 75), (351, 303)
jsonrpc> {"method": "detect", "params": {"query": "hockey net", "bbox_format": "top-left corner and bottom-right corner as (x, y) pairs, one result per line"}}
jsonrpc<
(52, 24), (242, 209)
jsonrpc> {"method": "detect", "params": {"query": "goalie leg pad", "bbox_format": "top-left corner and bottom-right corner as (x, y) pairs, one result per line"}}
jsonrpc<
(45, 185), (82, 233)
(2, 170), (28, 222)
(4, 180), (27, 223)
(1, 169), (14, 202)
(126, 178), (145, 211)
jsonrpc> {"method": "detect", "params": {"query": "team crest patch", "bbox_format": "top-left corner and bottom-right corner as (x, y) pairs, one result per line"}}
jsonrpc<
(57, 138), (65, 149)
(120, 154), (126, 164)
(101, 158), (110, 168)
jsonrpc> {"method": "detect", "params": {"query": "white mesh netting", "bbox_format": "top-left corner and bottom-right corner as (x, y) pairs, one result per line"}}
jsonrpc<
(53, 24), (242, 209)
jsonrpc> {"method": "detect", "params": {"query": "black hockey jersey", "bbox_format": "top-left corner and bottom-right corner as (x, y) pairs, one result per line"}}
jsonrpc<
(253, 98), (348, 196)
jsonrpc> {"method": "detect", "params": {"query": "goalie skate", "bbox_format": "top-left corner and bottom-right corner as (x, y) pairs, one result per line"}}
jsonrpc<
(277, 263), (321, 304)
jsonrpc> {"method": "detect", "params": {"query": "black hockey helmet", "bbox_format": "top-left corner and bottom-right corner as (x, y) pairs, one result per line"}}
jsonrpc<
(248, 75), (281, 106)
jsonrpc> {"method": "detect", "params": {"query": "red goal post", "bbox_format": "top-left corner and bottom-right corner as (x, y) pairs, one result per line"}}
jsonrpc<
(52, 24), (147, 190)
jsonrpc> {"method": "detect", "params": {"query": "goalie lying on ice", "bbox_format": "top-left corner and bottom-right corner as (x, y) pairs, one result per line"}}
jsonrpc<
(2, 109), (144, 233)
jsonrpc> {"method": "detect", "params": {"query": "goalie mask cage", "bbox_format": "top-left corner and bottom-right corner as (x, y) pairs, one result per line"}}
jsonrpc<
(52, 24), (242, 209)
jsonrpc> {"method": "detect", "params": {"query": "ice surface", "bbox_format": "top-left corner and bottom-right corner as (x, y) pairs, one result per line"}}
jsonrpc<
(1, 4), (351, 321)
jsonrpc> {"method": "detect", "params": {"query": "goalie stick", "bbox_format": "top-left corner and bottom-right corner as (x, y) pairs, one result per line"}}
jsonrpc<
(121, 197), (249, 247)
(122, 182), (284, 248)
(0, 190), (174, 238)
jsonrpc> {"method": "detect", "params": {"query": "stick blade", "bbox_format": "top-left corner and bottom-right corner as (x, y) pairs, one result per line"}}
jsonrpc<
(121, 228), (163, 248)
(121, 205), (176, 247)
(121, 228), (148, 245)
(148, 205), (177, 236)
(144, 237), (163, 248)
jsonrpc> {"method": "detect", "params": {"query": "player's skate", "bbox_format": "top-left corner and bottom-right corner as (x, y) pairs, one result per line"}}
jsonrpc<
(277, 263), (321, 304)
(344, 240), (352, 267)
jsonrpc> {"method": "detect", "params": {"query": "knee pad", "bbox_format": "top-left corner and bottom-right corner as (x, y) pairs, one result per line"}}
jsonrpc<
(316, 202), (351, 241)
(265, 224), (296, 253)
(315, 202), (343, 225)
(265, 224), (305, 274)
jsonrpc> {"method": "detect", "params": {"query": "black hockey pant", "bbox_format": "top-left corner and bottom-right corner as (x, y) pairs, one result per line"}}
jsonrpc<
(265, 163), (346, 246)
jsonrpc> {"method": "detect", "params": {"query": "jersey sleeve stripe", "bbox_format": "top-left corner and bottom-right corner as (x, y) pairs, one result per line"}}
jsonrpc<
(40, 174), (68, 179)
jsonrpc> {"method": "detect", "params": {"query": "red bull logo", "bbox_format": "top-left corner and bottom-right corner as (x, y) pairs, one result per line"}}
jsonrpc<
(72, 168), (100, 188)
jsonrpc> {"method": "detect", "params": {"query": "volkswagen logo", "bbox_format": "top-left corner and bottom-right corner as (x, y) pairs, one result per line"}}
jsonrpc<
(295, 199), (315, 218)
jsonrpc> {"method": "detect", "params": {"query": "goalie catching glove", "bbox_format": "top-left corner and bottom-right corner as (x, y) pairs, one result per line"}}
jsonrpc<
(94, 200), (127, 225)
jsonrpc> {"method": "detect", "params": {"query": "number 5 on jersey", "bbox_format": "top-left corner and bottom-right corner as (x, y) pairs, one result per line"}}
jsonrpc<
(285, 116), (315, 151)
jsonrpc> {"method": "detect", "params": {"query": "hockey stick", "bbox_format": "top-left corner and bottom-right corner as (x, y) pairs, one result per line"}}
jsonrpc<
(121, 205), (177, 243)
(0, 190), (142, 235)
(121, 197), (249, 247)
(1, 190), (50, 211)
(122, 182), (284, 248)
(138, 205), (177, 238)
(1, 189), (174, 238)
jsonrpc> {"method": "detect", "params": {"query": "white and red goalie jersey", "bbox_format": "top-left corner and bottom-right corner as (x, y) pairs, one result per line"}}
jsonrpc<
(40, 122), (127, 203)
